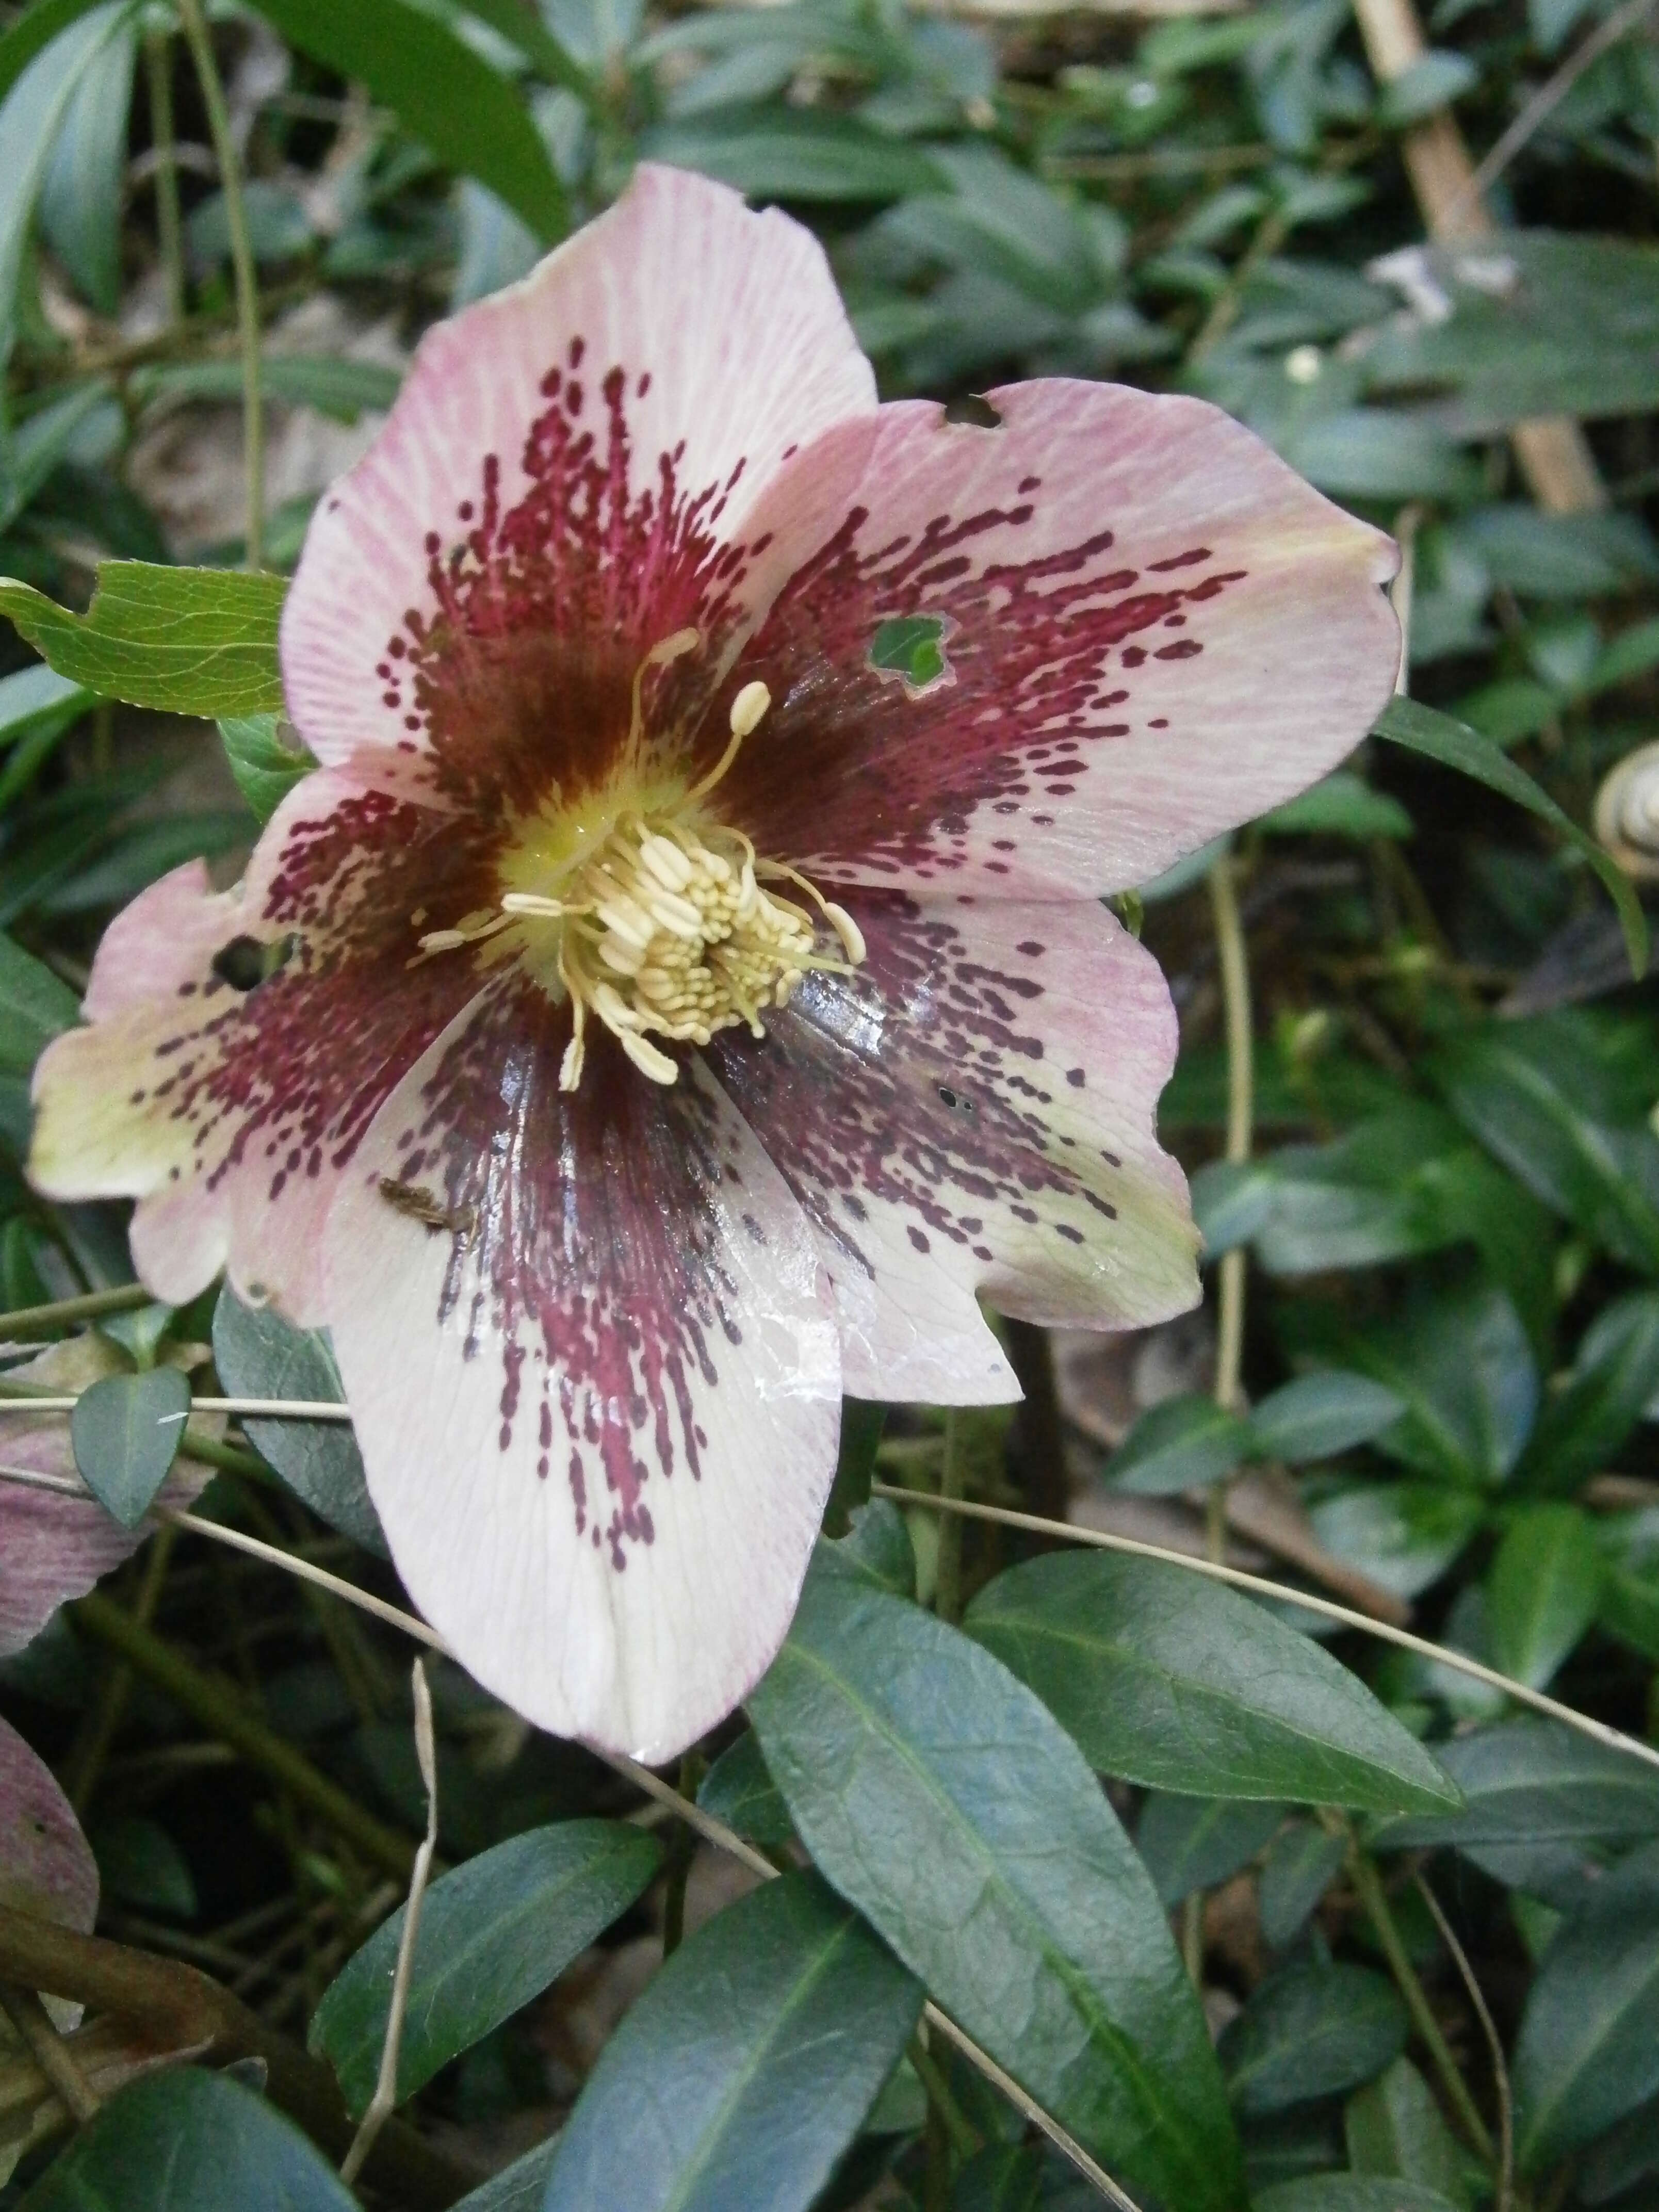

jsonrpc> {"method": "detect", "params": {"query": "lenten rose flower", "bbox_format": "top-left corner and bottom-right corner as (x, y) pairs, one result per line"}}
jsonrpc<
(27, 165), (1400, 1759)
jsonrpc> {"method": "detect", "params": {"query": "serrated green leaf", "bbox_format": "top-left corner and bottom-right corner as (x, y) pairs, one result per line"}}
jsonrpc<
(748, 1562), (1246, 2212)
(311, 1819), (661, 2114)
(17, 2067), (356, 2210)
(544, 1871), (923, 2212)
(1374, 694), (1646, 978)
(69, 1367), (190, 1527)
(217, 713), (317, 827)
(964, 1552), (1459, 1811)
(0, 563), (287, 715)
(244, 0), (566, 241)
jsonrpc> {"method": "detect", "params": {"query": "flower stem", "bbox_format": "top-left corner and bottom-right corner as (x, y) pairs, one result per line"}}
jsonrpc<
(72, 1589), (422, 1882)
(177, 0), (264, 570)
(143, 27), (186, 329)
(1343, 1831), (1494, 2164)
(0, 1282), (151, 1338)
(934, 1409), (965, 1624)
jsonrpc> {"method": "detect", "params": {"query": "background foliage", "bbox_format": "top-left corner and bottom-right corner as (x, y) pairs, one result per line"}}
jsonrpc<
(2, 0), (1659, 2203)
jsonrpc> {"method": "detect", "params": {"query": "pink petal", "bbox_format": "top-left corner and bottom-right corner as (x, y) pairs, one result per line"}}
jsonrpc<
(708, 892), (1198, 1403)
(0, 1713), (96, 1932)
(0, 1340), (211, 1657)
(281, 164), (876, 799)
(321, 981), (841, 1760)
(715, 379), (1400, 898)
(30, 770), (496, 1323)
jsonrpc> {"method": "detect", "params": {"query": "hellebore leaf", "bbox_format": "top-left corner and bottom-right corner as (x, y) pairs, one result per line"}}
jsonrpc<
(965, 1552), (1459, 1811)
(16, 2069), (356, 2210)
(1373, 695), (1647, 978)
(243, 0), (567, 241)
(69, 1367), (191, 1528)
(0, 564), (288, 717)
(212, 1289), (386, 1554)
(543, 1872), (923, 2212)
(311, 1819), (661, 2115)
(749, 1563), (1246, 2212)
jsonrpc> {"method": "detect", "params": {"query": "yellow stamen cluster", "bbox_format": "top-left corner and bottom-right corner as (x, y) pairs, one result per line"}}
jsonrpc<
(413, 664), (866, 1090)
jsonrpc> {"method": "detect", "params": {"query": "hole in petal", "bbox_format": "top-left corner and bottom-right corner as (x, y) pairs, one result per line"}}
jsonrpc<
(211, 933), (296, 993)
(869, 614), (953, 696)
(943, 393), (1002, 429)
(936, 1083), (976, 1116)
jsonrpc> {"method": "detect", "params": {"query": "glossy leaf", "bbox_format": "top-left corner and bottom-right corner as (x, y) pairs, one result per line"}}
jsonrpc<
(1103, 1392), (1253, 1495)
(642, 112), (945, 201)
(451, 2138), (560, 2211)
(1258, 1821), (1346, 1951)
(544, 1871), (923, 2212)
(1486, 1504), (1603, 1688)
(697, 1729), (793, 1848)
(1247, 1373), (1407, 1463)
(245, 0), (566, 241)
(36, 11), (133, 312)
(1346, 2057), (1486, 2207)
(69, 1367), (190, 1528)
(1136, 1793), (1286, 1906)
(17, 2068), (356, 2209)
(1373, 695), (1646, 977)
(311, 1818), (660, 2113)
(1513, 1841), (1659, 2170)
(0, 563), (287, 716)
(1516, 1288), (1659, 1493)
(748, 1562), (1246, 2212)
(964, 1552), (1459, 1811)
(211, 1289), (385, 1553)
(1219, 1963), (1407, 2115)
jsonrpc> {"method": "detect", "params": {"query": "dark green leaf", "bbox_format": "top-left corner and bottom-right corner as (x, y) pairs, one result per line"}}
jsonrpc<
(1104, 1392), (1254, 1495)
(1517, 1290), (1659, 1493)
(0, 928), (78, 1076)
(1346, 2057), (1487, 2208)
(964, 1552), (1458, 1811)
(642, 112), (946, 202)
(1136, 1793), (1286, 1906)
(450, 2137), (560, 2211)
(0, 562), (287, 715)
(217, 714), (318, 827)
(212, 1288), (385, 1552)
(1258, 771), (1413, 840)
(1487, 1504), (1603, 1688)
(1375, 48), (1478, 123)
(1373, 695), (1646, 977)
(17, 2068), (357, 2209)
(310, 1818), (661, 2113)
(1255, 2182), (1463, 2212)
(36, 13), (134, 312)
(823, 1397), (885, 1538)
(544, 1871), (923, 2212)
(749, 1563), (1246, 2212)
(953, 2144), (1045, 2210)
(820, 1495), (915, 1598)
(1247, 1374), (1407, 1463)
(1219, 1964), (1407, 2115)
(244, 0), (566, 241)
(1513, 1841), (1659, 2169)
(698, 1729), (793, 1848)
(91, 1813), (197, 1917)
(1259, 1821), (1346, 1951)
(69, 1366), (190, 1527)
(133, 355), (402, 422)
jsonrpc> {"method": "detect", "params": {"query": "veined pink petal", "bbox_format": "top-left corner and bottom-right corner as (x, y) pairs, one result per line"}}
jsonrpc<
(715, 379), (1400, 898)
(322, 983), (841, 1761)
(281, 164), (877, 811)
(0, 1713), (96, 1931)
(0, 1338), (211, 1656)
(29, 770), (497, 1322)
(709, 892), (1197, 1403)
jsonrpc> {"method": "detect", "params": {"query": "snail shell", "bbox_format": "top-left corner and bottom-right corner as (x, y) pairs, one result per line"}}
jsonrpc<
(1596, 741), (1659, 882)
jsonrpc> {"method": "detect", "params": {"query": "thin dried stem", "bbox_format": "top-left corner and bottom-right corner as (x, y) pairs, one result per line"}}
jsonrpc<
(871, 1483), (1659, 1777)
(0, 1396), (353, 1419)
(0, 1985), (100, 2122)
(341, 1662), (439, 2188)
(1413, 1872), (1514, 2212)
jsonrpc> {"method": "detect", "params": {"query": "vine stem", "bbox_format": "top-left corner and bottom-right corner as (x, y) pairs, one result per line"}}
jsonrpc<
(1343, 1833), (1494, 2163)
(177, 0), (264, 569)
(0, 1283), (151, 1337)
(143, 28), (186, 329)
(1414, 1872), (1514, 2212)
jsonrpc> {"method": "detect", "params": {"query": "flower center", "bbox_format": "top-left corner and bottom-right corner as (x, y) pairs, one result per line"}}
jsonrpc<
(412, 648), (865, 1092)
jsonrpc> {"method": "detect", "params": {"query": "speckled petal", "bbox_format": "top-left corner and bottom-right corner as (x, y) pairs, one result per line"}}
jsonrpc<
(709, 891), (1198, 1404)
(714, 379), (1400, 898)
(322, 981), (841, 1760)
(29, 769), (500, 1323)
(0, 1712), (96, 1935)
(282, 163), (876, 810)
